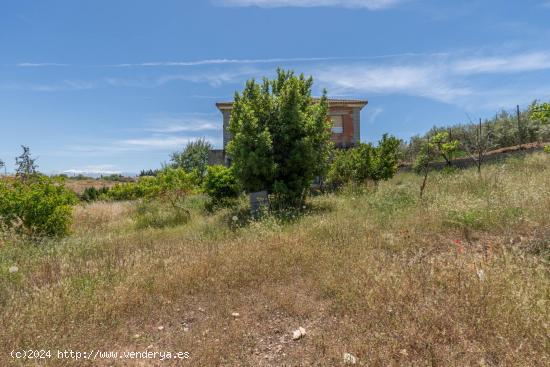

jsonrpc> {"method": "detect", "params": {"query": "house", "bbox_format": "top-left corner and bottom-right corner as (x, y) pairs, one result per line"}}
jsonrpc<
(209, 98), (368, 165)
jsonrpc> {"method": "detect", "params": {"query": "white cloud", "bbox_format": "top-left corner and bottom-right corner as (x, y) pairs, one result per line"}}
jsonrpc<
(108, 57), (345, 68)
(453, 52), (550, 74)
(315, 64), (471, 103)
(17, 62), (70, 67)
(218, 0), (407, 10)
(0, 80), (96, 92)
(120, 135), (220, 148)
(145, 116), (219, 133)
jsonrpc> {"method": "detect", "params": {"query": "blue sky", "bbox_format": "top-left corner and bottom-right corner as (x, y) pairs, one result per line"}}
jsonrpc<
(1, 0), (550, 174)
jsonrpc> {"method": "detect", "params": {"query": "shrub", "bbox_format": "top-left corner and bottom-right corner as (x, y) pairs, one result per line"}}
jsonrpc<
(0, 176), (77, 237)
(203, 165), (241, 206)
(544, 145), (550, 154)
(327, 135), (402, 187)
(80, 186), (110, 202)
(134, 168), (197, 228)
(135, 200), (190, 229)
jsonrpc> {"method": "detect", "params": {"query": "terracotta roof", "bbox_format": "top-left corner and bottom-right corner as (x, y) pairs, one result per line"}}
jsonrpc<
(216, 98), (368, 110)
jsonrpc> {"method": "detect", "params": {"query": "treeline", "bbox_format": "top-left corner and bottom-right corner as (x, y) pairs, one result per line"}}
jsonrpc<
(404, 101), (550, 161)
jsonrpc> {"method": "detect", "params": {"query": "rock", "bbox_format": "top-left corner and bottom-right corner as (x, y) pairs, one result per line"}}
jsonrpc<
(400, 349), (408, 356)
(476, 269), (486, 281)
(292, 327), (306, 340)
(133, 334), (141, 339)
(8, 266), (18, 273)
(231, 312), (240, 318)
(198, 307), (205, 312)
(343, 353), (358, 364)
(157, 326), (164, 331)
(183, 327), (189, 332)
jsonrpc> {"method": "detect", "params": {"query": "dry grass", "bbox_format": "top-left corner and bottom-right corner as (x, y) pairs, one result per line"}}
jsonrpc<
(1, 154), (549, 366)
(64, 179), (119, 195)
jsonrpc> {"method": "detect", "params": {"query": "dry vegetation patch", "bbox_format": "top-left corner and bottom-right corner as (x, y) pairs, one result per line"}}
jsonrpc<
(1, 154), (549, 366)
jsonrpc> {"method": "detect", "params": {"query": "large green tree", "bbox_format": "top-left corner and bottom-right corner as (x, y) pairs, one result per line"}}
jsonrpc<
(227, 69), (332, 206)
(170, 138), (213, 179)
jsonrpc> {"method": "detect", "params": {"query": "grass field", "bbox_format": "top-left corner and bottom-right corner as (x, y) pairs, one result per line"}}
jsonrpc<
(1, 153), (549, 366)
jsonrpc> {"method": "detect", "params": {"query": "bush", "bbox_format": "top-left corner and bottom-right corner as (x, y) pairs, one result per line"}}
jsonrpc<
(80, 186), (110, 202)
(203, 165), (241, 206)
(135, 200), (190, 229)
(0, 176), (77, 237)
(327, 135), (401, 187)
(544, 145), (550, 154)
(106, 168), (199, 202)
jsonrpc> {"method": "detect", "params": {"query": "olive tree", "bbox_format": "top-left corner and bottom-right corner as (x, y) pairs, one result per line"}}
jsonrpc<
(227, 68), (332, 207)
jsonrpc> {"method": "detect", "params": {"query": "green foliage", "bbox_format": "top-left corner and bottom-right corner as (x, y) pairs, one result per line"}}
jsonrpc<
(170, 138), (213, 179)
(80, 186), (110, 202)
(135, 199), (190, 229)
(227, 68), (332, 207)
(407, 101), (550, 160)
(544, 145), (550, 154)
(0, 176), (77, 237)
(530, 102), (550, 123)
(369, 134), (402, 183)
(430, 132), (460, 166)
(203, 165), (241, 205)
(139, 169), (160, 177)
(327, 134), (401, 186)
(106, 168), (198, 201)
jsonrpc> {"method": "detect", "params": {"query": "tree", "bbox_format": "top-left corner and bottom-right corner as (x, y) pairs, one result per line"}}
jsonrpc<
(430, 132), (459, 167)
(170, 138), (213, 179)
(413, 140), (436, 199)
(530, 101), (550, 123)
(369, 134), (402, 184)
(0, 159), (5, 175)
(227, 68), (332, 207)
(462, 118), (492, 175)
(15, 145), (38, 179)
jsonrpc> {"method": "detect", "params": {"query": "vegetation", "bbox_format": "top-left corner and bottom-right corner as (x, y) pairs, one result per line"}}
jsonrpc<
(203, 165), (241, 207)
(405, 100), (550, 161)
(170, 138), (213, 180)
(530, 101), (550, 123)
(327, 134), (401, 187)
(0, 175), (77, 237)
(1, 153), (548, 365)
(227, 68), (332, 207)
(15, 145), (38, 179)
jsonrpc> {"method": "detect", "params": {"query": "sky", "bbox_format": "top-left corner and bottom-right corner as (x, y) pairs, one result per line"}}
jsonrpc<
(1, 0), (550, 175)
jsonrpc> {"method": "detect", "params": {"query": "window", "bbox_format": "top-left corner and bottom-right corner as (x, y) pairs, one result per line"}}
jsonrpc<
(331, 115), (343, 134)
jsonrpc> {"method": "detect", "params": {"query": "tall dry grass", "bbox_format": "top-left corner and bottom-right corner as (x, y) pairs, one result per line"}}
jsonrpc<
(1, 154), (549, 366)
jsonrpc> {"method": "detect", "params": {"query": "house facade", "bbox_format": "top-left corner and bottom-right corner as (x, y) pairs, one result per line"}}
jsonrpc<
(209, 98), (368, 165)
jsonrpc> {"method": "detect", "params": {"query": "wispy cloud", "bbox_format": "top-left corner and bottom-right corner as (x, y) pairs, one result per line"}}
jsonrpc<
(316, 63), (471, 103)
(105, 54), (437, 68)
(453, 52), (550, 74)
(108, 57), (345, 68)
(0, 80), (96, 92)
(17, 62), (70, 67)
(217, 0), (408, 10)
(120, 135), (221, 148)
(145, 116), (219, 133)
